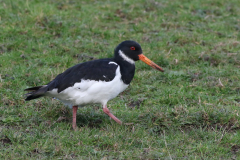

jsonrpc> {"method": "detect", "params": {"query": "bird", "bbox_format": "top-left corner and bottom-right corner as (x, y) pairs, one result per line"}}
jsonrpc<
(24, 40), (164, 130)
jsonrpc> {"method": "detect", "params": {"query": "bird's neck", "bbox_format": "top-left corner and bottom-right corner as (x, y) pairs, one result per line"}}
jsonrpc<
(113, 56), (135, 85)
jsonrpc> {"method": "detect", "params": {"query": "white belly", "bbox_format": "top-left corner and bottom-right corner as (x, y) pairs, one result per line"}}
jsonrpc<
(46, 66), (128, 107)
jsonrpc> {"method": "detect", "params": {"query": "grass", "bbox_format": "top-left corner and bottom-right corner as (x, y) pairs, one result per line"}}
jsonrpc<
(0, 0), (240, 159)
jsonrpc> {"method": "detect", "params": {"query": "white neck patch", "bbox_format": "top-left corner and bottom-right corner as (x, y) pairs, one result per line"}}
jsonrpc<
(118, 50), (135, 64)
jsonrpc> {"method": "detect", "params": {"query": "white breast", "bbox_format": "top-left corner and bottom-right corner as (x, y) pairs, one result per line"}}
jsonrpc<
(46, 66), (128, 107)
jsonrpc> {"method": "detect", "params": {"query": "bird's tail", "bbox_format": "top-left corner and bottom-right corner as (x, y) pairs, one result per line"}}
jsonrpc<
(24, 85), (48, 101)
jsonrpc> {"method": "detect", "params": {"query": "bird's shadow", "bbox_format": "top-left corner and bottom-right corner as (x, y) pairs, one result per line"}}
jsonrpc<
(50, 104), (106, 129)
(75, 113), (104, 128)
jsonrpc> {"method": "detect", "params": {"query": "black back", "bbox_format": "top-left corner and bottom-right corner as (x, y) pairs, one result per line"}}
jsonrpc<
(47, 58), (118, 93)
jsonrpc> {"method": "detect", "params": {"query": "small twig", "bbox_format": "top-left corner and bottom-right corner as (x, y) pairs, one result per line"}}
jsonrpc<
(163, 130), (172, 160)
(204, 15), (209, 19)
(217, 125), (228, 144)
(167, 48), (172, 55)
(218, 121), (238, 143)
(49, 116), (67, 128)
(211, 126), (217, 141)
(218, 78), (224, 87)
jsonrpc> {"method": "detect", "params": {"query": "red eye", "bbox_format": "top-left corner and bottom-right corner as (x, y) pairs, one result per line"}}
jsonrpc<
(130, 46), (135, 50)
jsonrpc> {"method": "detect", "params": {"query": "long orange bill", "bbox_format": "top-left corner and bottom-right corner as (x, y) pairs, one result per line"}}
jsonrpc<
(138, 54), (164, 72)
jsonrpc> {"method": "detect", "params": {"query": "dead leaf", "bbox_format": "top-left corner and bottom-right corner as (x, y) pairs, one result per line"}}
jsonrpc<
(56, 116), (66, 122)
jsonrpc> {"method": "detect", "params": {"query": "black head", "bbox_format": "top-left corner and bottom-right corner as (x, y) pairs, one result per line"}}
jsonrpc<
(114, 40), (164, 72)
(114, 40), (142, 61)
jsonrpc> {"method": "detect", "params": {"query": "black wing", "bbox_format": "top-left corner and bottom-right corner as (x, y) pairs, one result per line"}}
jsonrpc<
(46, 58), (118, 93)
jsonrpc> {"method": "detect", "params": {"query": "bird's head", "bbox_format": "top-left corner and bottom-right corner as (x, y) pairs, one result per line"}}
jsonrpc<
(114, 40), (164, 72)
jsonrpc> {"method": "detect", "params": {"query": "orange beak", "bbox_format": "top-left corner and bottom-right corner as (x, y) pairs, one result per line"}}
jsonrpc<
(138, 54), (164, 72)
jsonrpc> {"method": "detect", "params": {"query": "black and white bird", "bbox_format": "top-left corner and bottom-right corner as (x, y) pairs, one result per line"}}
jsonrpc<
(24, 40), (164, 130)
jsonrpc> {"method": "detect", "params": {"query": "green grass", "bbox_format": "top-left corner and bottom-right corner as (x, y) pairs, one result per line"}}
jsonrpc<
(1, 0), (240, 159)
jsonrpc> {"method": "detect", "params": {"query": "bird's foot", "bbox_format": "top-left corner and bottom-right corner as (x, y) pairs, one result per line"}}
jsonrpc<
(103, 106), (122, 125)
(72, 124), (77, 131)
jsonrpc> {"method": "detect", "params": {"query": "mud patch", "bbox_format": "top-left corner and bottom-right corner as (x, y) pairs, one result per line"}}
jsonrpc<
(0, 137), (12, 145)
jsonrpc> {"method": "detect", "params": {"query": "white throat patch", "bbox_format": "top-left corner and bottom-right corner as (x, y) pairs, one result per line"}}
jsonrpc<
(119, 50), (135, 64)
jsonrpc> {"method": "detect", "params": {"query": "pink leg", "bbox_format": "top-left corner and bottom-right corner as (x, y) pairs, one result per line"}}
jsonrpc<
(103, 106), (122, 124)
(72, 106), (78, 130)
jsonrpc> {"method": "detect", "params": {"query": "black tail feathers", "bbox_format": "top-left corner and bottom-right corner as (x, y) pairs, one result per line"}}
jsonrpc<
(24, 86), (43, 91)
(24, 85), (48, 101)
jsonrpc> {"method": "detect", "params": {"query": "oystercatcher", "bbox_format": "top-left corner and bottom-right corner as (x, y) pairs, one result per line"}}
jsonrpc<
(25, 40), (164, 130)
